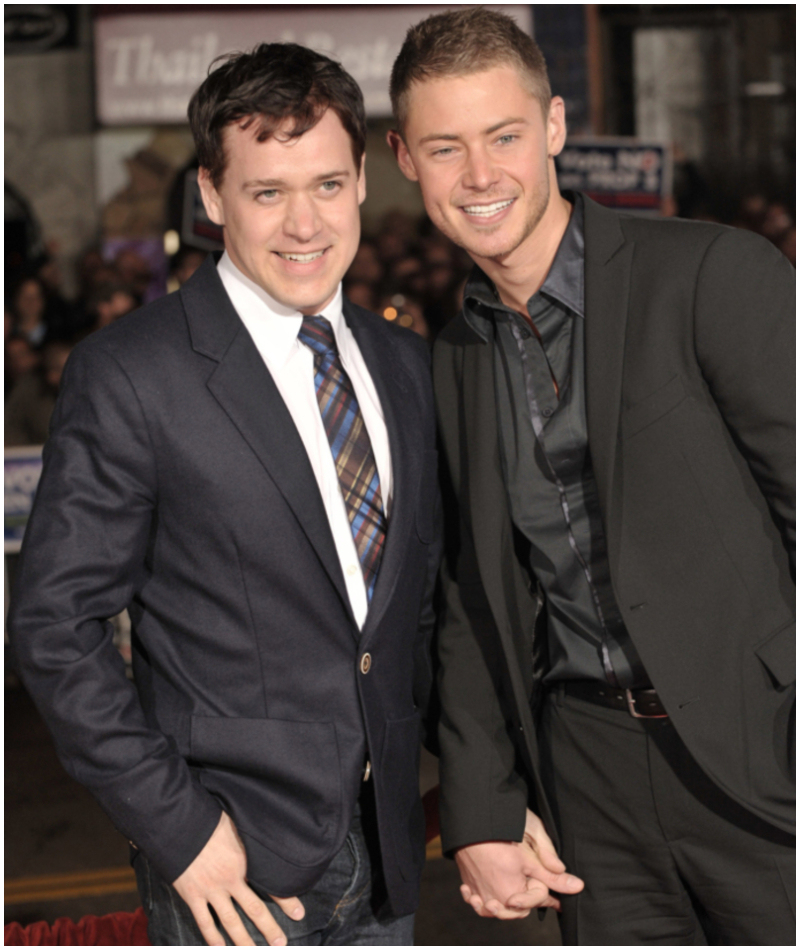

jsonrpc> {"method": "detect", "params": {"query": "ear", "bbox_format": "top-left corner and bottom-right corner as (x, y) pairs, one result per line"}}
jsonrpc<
(546, 96), (567, 159)
(357, 153), (367, 206)
(197, 166), (225, 226)
(387, 129), (419, 182)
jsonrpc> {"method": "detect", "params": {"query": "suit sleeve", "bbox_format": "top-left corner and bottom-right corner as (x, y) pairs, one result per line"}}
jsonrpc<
(402, 334), (444, 755)
(693, 229), (795, 572)
(432, 338), (528, 855)
(7, 340), (222, 884)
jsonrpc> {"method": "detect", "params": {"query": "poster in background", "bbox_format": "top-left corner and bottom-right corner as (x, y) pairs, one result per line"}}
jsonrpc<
(182, 168), (224, 252)
(94, 6), (532, 123)
(556, 138), (673, 213)
(5, 446), (43, 554)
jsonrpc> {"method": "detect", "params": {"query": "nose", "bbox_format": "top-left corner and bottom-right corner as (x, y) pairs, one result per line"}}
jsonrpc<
(283, 192), (322, 243)
(462, 147), (500, 191)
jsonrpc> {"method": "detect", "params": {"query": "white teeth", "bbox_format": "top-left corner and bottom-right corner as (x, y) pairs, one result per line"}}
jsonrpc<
(278, 251), (325, 262)
(463, 199), (514, 216)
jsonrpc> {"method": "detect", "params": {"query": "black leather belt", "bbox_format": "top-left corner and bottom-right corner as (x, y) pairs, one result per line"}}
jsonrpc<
(563, 680), (669, 719)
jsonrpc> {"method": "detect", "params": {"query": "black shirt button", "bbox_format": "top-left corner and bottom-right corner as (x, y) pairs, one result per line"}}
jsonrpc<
(542, 406), (554, 418)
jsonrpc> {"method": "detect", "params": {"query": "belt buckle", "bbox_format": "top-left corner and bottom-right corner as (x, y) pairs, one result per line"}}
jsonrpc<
(624, 688), (668, 719)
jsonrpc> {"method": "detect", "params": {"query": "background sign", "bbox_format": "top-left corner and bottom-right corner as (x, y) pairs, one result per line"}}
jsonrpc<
(556, 137), (673, 213)
(182, 168), (224, 251)
(5, 447), (43, 554)
(4, 4), (80, 54)
(94, 5), (532, 123)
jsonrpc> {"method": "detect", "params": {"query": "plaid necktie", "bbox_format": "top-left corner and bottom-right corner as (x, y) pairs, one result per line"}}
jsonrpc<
(297, 315), (387, 602)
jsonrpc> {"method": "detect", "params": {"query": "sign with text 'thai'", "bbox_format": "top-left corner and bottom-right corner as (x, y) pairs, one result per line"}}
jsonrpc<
(95, 6), (531, 124)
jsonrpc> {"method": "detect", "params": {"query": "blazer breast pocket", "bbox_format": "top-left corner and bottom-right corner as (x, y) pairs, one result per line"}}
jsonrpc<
(415, 449), (438, 544)
(621, 374), (688, 441)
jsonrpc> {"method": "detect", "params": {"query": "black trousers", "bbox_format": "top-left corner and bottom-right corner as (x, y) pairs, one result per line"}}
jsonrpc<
(539, 687), (795, 946)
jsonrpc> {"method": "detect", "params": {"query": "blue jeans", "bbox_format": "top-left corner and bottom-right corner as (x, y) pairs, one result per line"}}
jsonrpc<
(133, 804), (415, 946)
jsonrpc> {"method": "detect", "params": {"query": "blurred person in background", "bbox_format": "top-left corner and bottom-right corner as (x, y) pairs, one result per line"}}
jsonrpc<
(376, 210), (417, 267)
(4, 334), (40, 396)
(341, 277), (377, 311)
(779, 226), (795, 267)
(5, 338), (73, 446)
(389, 7), (794, 946)
(9, 275), (49, 346)
(170, 246), (208, 287)
(9, 41), (441, 949)
(760, 201), (794, 246)
(346, 239), (384, 286)
(113, 247), (153, 301)
(76, 281), (139, 337)
(76, 247), (116, 296)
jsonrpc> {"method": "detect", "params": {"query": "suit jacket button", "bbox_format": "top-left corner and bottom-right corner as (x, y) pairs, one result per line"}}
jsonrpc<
(360, 653), (372, 674)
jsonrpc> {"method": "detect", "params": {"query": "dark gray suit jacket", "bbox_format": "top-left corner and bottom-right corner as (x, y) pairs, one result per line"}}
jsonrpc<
(432, 196), (795, 854)
(9, 256), (442, 917)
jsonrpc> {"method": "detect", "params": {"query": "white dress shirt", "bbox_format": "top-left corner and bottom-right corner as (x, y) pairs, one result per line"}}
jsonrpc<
(217, 252), (392, 630)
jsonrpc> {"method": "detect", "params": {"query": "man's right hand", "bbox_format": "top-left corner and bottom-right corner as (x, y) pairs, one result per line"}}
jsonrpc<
(172, 811), (305, 947)
(454, 808), (584, 920)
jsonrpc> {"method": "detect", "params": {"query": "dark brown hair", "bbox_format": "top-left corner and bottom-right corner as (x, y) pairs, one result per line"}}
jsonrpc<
(390, 8), (551, 132)
(188, 43), (366, 187)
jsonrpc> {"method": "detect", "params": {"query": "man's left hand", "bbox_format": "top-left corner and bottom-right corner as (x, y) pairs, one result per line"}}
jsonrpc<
(457, 808), (584, 919)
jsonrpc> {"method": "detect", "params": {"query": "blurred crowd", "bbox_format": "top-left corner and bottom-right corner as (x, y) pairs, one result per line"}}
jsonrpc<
(4, 195), (794, 450)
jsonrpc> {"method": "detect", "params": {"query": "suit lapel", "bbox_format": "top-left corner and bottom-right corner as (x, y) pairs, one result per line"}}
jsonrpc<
(462, 334), (516, 638)
(583, 197), (633, 559)
(344, 302), (420, 639)
(180, 258), (353, 618)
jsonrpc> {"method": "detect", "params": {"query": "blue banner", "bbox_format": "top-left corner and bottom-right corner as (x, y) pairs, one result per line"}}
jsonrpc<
(556, 138), (673, 213)
(5, 447), (43, 554)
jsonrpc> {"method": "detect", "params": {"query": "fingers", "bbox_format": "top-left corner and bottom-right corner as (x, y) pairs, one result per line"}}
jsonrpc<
(519, 839), (582, 895)
(506, 880), (561, 913)
(526, 834), (567, 875)
(525, 865), (584, 895)
(271, 894), (306, 922)
(214, 894), (261, 947)
(483, 897), (531, 920)
(462, 881), (541, 920)
(460, 884), (492, 919)
(232, 884), (288, 947)
(186, 898), (228, 947)
(523, 809), (567, 875)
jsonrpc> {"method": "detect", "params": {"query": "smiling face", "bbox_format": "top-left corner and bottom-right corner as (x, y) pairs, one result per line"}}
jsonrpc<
(390, 65), (566, 270)
(198, 108), (366, 314)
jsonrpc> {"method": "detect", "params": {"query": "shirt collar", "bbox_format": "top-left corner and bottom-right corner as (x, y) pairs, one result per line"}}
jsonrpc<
(217, 251), (344, 370)
(463, 191), (585, 341)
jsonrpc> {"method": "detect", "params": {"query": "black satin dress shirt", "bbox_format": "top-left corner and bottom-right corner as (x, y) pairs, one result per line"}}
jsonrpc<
(462, 195), (649, 688)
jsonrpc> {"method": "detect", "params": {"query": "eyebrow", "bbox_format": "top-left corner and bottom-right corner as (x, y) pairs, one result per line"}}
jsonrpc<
(242, 169), (351, 189)
(418, 117), (527, 146)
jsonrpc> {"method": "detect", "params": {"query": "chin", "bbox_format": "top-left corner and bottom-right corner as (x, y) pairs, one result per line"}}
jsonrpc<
(459, 232), (519, 261)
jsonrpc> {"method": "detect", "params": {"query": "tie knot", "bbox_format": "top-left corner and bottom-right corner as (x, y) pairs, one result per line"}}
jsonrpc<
(298, 315), (337, 360)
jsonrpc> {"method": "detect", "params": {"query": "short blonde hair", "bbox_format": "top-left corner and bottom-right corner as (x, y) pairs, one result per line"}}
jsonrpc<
(390, 8), (551, 131)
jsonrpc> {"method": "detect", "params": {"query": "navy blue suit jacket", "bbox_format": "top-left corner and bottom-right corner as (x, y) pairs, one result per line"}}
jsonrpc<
(9, 256), (442, 917)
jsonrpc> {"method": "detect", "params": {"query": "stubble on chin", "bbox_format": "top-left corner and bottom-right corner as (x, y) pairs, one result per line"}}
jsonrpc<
(439, 179), (551, 265)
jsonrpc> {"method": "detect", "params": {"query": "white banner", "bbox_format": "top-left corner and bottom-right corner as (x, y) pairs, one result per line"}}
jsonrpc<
(95, 5), (532, 124)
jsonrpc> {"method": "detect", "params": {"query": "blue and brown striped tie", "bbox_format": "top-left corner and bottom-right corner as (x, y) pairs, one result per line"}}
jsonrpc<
(298, 315), (387, 602)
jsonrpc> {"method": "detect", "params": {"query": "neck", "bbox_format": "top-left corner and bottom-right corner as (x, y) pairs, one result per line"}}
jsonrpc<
(474, 177), (572, 315)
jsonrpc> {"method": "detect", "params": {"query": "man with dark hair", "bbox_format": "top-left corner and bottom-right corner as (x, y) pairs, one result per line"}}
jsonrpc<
(10, 43), (441, 947)
(388, 7), (795, 946)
